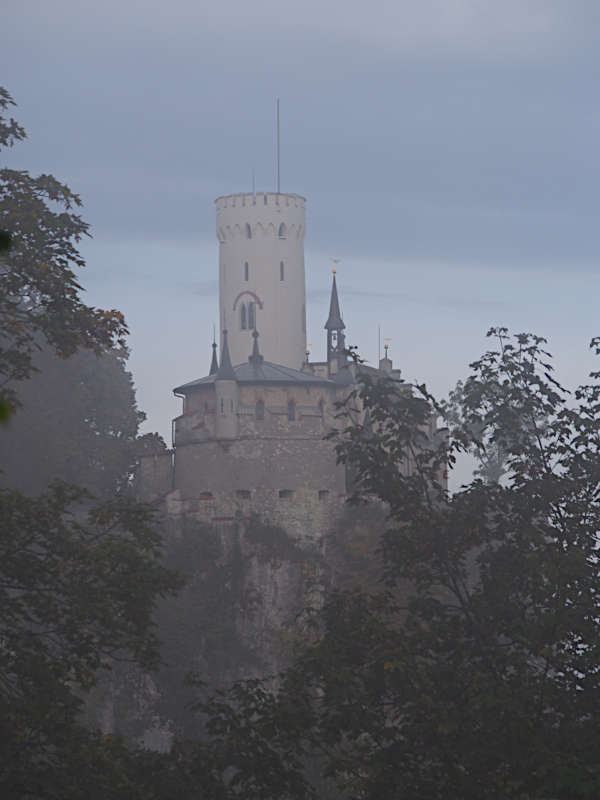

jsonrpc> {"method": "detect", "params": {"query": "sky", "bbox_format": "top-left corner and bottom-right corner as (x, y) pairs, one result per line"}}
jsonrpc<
(4, 1), (600, 469)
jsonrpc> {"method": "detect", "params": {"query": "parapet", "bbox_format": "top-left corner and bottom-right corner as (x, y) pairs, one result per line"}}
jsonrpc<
(215, 192), (306, 210)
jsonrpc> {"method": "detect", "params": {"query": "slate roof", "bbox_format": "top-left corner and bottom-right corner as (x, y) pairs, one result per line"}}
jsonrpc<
(174, 360), (336, 394)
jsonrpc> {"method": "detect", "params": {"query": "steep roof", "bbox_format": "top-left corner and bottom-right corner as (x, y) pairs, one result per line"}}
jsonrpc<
(324, 273), (345, 331)
(216, 329), (236, 380)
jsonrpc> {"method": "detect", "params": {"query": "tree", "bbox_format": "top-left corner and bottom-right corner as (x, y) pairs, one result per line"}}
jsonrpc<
(0, 343), (145, 497)
(0, 87), (127, 418)
(198, 329), (600, 799)
(0, 482), (182, 798)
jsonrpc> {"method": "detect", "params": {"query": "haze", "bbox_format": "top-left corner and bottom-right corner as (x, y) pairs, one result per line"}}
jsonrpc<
(4, 0), (600, 443)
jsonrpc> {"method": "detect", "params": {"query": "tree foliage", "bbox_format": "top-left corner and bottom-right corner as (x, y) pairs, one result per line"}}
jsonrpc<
(0, 343), (145, 496)
(0, 88), (127, 417)
(0, 482), (182, 798)
(195, 329), (600, 799)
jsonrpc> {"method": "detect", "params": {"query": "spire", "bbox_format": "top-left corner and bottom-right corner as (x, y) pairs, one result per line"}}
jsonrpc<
(209, 340), (219, 375)
(248, 329), (264, 367)
(217, 329), (236, 380)
(325, 272), (345, 331)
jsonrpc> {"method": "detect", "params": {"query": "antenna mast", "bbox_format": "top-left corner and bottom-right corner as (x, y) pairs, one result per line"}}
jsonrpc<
(276, 97), (280, 194)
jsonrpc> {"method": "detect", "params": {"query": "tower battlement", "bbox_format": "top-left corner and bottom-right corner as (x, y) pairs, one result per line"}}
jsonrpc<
(215, 192), (306, 210)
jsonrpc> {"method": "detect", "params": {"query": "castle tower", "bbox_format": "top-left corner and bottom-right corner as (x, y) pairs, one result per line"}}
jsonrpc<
(214, 330), (239, 440)
(325, 272), (347, 376)
(216, 192), (307, 369)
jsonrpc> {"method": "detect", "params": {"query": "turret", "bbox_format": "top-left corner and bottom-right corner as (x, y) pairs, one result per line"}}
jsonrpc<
(214, 330), (239, 440)
(325, 271), (346, 376)
(209, 340), (219, 375)
(216, 192), (307, 370)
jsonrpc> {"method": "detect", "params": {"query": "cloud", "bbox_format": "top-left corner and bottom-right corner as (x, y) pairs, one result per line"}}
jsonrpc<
(11, 0), (593, 61)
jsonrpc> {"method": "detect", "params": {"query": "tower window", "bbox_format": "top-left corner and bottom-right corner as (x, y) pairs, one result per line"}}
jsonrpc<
(256, 399), (264, 421)
(241, 303), (247, 330)
(248, 301), (256, 329)
(245, 223), (252, 239)
(278, 223), (287, 239)
(280, 261), (284, 281)
(287, 400), (296, 421)
(244, 261), (249, 281)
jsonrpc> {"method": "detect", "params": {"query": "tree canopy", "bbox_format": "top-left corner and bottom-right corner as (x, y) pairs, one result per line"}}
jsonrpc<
(0, 87), (127, 418)
(194, 329), (600, 800)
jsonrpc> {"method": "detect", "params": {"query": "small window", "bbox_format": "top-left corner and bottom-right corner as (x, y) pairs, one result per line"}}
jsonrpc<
(199, 491), (214, 501)
(230, 399), (234, 411)
(237, 489), (251, 499)
(280, 261), (284, 281)
(318, 490), (329, 501)
(248, 301), (256, 329)
(287, 400), (296, 421)
(244, 261), (249, 281)
(220, 398), (224, 413)
(278, 223), (287, 239)
(241, 304), (247, 330)
(318, 398), (325, 416)
(279, 489), (294, 499)
(256, 399), (264, 420)
(246, 223), (252, 239)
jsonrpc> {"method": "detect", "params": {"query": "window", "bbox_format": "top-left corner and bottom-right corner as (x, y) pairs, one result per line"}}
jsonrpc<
(244, 261), (249, 281)
(248, 301), (256, 329)
(256, 399), (264, 420)
(278, 223), (287, 239)
(318, 398), (325, 416)
(279, 489), (294, 499)
(220, 398), (224, 413)
(237, 489), (251, 499)
(245, 223), (252, 239)
(241, 303), (247, 329)
(280, 261), (284, 281)
(287, 400), (296, 421)
(318, 490), (329, 501)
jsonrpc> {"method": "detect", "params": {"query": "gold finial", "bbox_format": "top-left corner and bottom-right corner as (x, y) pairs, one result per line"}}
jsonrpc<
(330, 257), (340, 274)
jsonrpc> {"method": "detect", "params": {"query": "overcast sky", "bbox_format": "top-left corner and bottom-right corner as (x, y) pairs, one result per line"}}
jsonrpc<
(4, 0), (600, 463)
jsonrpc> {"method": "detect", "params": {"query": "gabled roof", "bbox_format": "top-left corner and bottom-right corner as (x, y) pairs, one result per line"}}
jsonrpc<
(174, 360), (336, 394)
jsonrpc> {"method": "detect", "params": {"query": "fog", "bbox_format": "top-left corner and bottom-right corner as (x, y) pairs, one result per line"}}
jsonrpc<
(3, 2), (600, 795)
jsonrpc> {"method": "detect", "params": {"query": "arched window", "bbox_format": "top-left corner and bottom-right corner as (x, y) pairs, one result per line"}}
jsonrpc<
(287, 400), (296, 421)
(256, 399), (264, 421)
(278, 223), (287, 239)
(245, 223), (252, 239)
(280, 261), (284, 281)
(248, 301), (256, 329)
(244, 261), (249, 281)
(241, 303), (247, 330)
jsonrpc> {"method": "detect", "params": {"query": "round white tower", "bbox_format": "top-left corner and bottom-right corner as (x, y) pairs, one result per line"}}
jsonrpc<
(216, 192), (307, 370)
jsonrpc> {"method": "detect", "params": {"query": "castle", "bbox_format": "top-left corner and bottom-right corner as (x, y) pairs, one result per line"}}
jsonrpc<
(137, 190), (415, 543)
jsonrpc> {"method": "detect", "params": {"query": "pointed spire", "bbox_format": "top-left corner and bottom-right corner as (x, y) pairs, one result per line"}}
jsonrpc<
(325, 272), (345, 331)
(209, 340), (219, 375)
(248, 329), (264, 367)
(217, 329), (236, 380)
